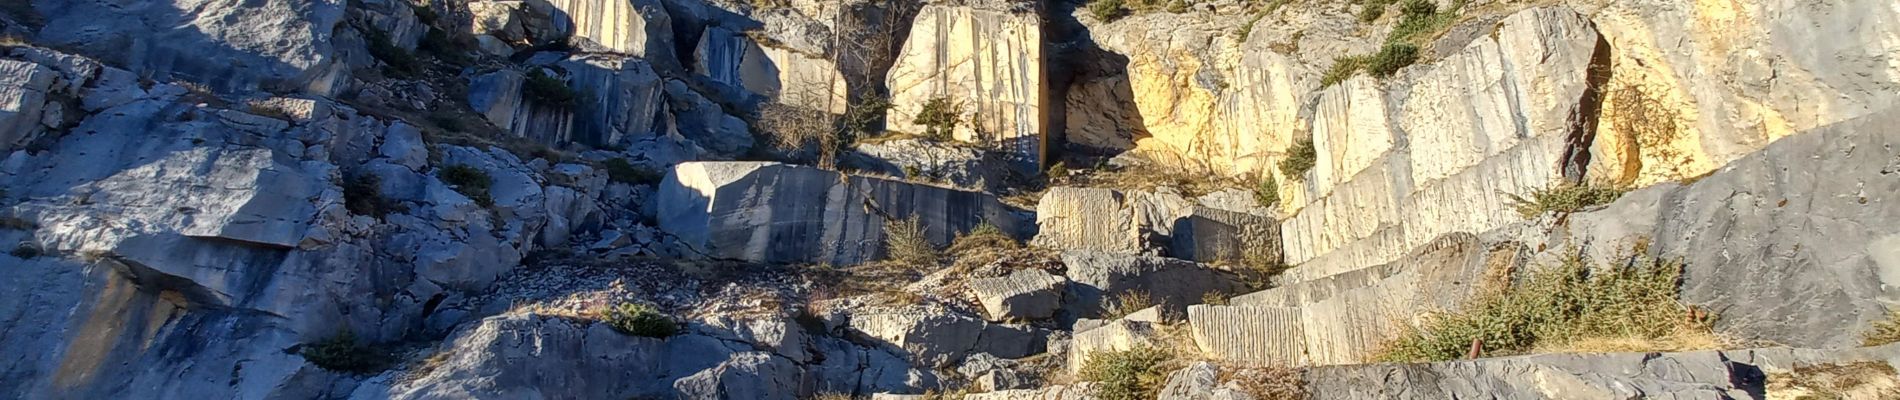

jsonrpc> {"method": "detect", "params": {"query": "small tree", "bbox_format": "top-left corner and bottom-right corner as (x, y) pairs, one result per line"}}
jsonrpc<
(438, 165), (494, 207)
(883, 216), (938, 267)
(1278, 138), (1317, 180)
(300, 331), (394, 374)
(912, 97), (961, 142)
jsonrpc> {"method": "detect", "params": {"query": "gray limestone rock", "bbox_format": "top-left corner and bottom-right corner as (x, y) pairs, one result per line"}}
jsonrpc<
(1061, 251), (1250, 318)
(1304, 344), (1900, 399)
(968, 268), (1067, 322)
(847, 138), (1011, 192)
(36, 0), (355, 95)
(657, 162), (1029, 265)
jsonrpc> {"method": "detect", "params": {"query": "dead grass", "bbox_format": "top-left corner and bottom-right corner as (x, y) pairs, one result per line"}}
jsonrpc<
(1221, 366), (1307, 400)
(1103, 290), (1155, 320)
(1862, 311), (1900, 347)
(883, 216), (938, 267)
(1766, 362), (1900, 400)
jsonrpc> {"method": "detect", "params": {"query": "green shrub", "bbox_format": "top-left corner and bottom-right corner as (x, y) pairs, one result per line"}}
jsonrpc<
(1863, 311), (1900, 347)
(10, 243), (40, 259)
(365, 29), (421, 78)
(418, 28), (469, 66)
(1089, 0), (1127, 22)
(1165, 0), (1189, 13)
(524, 70), (579, 108)
(883, 216), (938, 267)
(1375, 254), (1709, 362)
(1320, 56), (1367, 87)
(1357, 0), (1399, 22)
(1277, 138), (1317, 181)
(912, 97), (961, 142)
(1365, 43), (1419, 78)
(343, 174), (399, 218)
(1506, 182), (1627, 218)
(1080, 346), (1175, 400)
(438, 165), (494, 207)
(1253, 175), (1280, 207)
(602, 158), (662, 185)
(300, 331), (394, 374)
(602, 302), (679, 338)
(1400, 0), (1437, 18)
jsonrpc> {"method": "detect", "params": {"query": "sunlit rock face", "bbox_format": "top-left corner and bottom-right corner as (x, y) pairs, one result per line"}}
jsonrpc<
(885, 2), (1048, 172)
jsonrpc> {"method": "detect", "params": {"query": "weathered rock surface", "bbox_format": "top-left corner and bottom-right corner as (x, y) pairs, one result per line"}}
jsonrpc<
(847, 138), (1012, 192)
(840, 303), (1047, 368)
(35, 0), (359, 95)
(657, 161), (1030, 265)
(968, 268), (1067, 322)
(1062, 251), (1250, 318)
(885, 2), (1047, 172)
(1304, 344), (1900, 399)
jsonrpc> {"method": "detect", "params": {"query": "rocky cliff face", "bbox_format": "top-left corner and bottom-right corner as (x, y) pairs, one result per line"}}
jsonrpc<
(2, 0), (1898, 398)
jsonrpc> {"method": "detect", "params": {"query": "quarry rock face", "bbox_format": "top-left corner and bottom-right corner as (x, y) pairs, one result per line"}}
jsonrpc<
(885, 2), (1048, 172)
(3, 0), (1900, 397)
(656, 161), (1030, 265)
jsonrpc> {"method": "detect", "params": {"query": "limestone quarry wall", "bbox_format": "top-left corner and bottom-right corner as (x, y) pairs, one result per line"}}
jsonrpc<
(885, 4), (1048, 171)
(656, 162), (1031, 265)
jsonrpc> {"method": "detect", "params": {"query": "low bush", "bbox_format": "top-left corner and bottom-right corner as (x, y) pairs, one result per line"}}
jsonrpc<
(418, 28), (470, 66)
(1089, 0), (1127, 22)
(1375, 254), (1714, 362)
(343, 174), (398, 218)
(602, 158), (662, 185)
(602, 302), (679, 338)
(1224, 366), (1307, 400)
(1863, 311), (1900, 347)
(1080, 346), (1175, 400)
(365, 29), (421, 78)
(1365, 43), (1419, 78)
(883, 216), (938, 267)
(1506, 182), (1627, 218)
(524, 70), (579, 108)
(437, 165), (494, 207)
(1277, 138), (1317, 180)
(1357, 0), (1399, 22)
(299, 331), (394, 374)
(1320, 56), (1367, 87)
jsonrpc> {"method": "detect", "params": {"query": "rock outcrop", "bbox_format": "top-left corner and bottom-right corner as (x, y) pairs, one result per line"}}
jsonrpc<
(657, 161), (1030, 265)
(885, 1), (1048, 172)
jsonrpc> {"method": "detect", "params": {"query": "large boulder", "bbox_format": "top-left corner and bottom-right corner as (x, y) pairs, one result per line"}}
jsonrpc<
(656, 162), (1029, 265)
(968, 268), (1067, 322)
(842, 303), (1046, 368)
(36, 0), (356, 95)
(386, 314), (668, 399)
(846, 138), (1011, 192)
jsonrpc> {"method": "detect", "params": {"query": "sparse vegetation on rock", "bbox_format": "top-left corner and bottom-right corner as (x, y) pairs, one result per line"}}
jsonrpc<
(438, 165), (494, 207)
(1506, 182), (1627, 218)
(524, 70), (579, 108)
(601, 302), (679, 338)
(1090, 0), (1128, 22)
(883, 215), (939, 267)
(299, 331), (394, 374)
(343, 174), (398, 218)
(1375, 254), (1717, 362)
(601, 158), (661, 185)
(1080, 346), (1175, 400)
(1863, 311), (1900, 347)
(1278, 138), (1317, 180)
(912, 97), (962, 142)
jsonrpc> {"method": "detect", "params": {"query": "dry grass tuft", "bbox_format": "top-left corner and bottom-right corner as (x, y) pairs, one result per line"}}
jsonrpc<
(1862, 311), (1900, 347)
(1222, 366), (1307, 400)
(1506, 182), (1628, 218)
(1103, 290), (1155, 320)
(883, 216), (939, 267)
(1766, 362), (1900, 400)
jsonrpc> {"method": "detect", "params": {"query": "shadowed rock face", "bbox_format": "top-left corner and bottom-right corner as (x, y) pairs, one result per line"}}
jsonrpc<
(656, 161), (1030, 265)
(35, 0), (358, 95)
